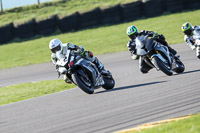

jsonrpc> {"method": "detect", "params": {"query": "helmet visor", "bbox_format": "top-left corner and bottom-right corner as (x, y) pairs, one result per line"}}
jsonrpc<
(184, 29), (192, 36)
(129, 33), (138, 40)
(51, 45), (61, 53)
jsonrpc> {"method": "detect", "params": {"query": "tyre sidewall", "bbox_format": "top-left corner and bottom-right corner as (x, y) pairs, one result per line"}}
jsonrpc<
(72, 72), (94, 94)
(152, 56), (173, 76)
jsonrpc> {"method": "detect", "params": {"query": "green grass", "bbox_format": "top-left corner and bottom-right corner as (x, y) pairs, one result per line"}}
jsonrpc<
(0, 0), (136, 26)
(0, 80), (76, 105)
(0, 10), (200, 69)
(134, 114), (200, 133)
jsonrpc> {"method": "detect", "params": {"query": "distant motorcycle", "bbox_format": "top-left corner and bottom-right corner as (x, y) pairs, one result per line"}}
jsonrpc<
(56, 49), (115, 94)
(135, 35), (185, 76)
(193, 30), (200, 59)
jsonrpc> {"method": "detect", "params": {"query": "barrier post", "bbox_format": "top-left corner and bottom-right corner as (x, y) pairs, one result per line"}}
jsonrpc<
(37, 0), (40, 5)
(0, 0), (3, 12)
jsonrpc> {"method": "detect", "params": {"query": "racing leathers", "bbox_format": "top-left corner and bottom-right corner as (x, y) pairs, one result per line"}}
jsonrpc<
(127, 30), (177, 73)
(51, 43), (107, 83)
(184, 25), (200, 59)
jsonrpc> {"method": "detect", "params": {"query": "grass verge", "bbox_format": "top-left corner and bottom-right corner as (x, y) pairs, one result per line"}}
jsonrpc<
(116, 114), (200, 133)
(0, 0), (136, 26)
(134, 114), (200, 133)
(0, 9), (200, 69)
(0, 80), (76, 105)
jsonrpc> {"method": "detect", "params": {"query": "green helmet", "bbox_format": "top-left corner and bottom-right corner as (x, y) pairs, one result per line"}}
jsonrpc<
(181, 22), (193, 35)
(127, 25), (138, 39)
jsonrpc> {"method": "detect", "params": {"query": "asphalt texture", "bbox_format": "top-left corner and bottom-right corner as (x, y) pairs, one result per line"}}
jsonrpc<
(0, 43), (200, 133)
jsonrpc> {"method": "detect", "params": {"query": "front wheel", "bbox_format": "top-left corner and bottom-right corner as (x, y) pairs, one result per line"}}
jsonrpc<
(72, 72), (94, 94)
(152, 56), (173, 76)
(102, 76), (115, 90)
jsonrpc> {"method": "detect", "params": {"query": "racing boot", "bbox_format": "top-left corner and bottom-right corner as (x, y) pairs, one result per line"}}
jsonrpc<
(64, 75), (72, 84)
(92, 57), (110, 75)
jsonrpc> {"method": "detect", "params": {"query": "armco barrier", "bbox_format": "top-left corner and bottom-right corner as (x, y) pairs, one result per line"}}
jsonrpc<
(142, 0), (163, 18)
(57, 12), (80, 32)
(184, 0), (200, 10)
(100, 4), (122, 25)
(120, 1), (143, 22)
(35, 15), (57, 35)
(166, 0), (184, 13)
(0, 23), (14, 44)
(79, 8), (101, 28)
(1, 0), (200, 44)
(14, 19), (36, 39)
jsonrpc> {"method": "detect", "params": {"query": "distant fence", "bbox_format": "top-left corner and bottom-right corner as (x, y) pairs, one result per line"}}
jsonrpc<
(0, 0), (200, 44)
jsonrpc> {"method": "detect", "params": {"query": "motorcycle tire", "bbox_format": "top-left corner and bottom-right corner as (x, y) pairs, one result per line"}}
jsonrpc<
(174, 59), (185, 73)
(102, 76), (115, 90)
(152, 56), (173, 76)
(72, 72), (94, 94)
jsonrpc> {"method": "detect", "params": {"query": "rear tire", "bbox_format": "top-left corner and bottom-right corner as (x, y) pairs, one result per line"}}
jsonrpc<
(102, 76), (115, 90)
(174, 59), (185, 73)
(152, 56), (173, 76)
(72, 72), (94, 94)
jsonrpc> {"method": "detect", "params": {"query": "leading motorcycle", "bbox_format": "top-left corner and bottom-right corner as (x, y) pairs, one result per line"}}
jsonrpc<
(135, 35), (185, 76)
(56, 49), (115, 94)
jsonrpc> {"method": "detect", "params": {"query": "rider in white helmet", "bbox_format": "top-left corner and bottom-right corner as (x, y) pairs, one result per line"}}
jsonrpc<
(49, 38), (108, 83)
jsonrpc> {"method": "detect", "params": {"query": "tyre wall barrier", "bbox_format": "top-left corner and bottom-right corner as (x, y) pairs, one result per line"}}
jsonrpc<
(79, 8), (101, 28)
(0, 23), (14, 44)
(120, 1), (143, 22)
(57, 12), (80, 32)
(184, 0), (200, 10)
(13, 19), (36, 39)
(165, 0), (184, 13)
(141, 0), (163, 18)
(1, 0), (200, 44)
(35, 15), (57, 35)
(100, 4), (122, 25)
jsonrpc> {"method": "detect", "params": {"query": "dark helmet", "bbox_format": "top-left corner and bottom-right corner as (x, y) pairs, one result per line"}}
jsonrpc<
(181, 22), (193, 36)
(127, 25), (139, 40)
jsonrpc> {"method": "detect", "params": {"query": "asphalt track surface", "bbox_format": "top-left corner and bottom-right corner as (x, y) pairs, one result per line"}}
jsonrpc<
(0, 43), (200, 133)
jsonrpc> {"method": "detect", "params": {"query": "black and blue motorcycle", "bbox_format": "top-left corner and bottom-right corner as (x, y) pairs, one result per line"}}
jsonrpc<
(135, 35), (185, 76)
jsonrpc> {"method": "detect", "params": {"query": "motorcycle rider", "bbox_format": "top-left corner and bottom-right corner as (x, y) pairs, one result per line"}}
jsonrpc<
(181, 22), (200, 59)
(126, 25), (177, 73)
(49, 38), (108, 84)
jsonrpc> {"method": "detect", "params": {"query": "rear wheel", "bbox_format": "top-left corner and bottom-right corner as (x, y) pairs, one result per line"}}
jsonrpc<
(102, 76), (115, 90)
(152, 56), (173, 76)
(72, 71), (94, 94)
(174, 58), (185, 73)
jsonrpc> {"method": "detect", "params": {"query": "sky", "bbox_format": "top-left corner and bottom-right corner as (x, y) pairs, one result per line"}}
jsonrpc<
(1, 0), (53, 10)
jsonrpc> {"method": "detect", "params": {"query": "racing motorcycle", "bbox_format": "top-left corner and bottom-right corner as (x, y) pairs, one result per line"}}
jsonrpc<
(56, 49), (115, 94)
(135, 35), (185, 76)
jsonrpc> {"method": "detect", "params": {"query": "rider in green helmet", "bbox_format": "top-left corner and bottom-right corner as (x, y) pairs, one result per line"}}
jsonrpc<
(126, 25), (177, 73)
(181, 22), (200, 59)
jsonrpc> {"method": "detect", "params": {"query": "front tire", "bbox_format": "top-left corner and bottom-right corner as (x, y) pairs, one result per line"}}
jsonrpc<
(152, 56), (173, 76)
(72, 72), (94, 94)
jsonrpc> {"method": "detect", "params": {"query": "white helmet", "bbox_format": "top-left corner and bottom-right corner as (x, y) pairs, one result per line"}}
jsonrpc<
(49, 38), (63, 53)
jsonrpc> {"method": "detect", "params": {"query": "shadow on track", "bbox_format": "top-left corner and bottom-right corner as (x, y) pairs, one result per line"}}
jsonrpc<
(174, 69), (200, 76)
(95, 81), (167, 94)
